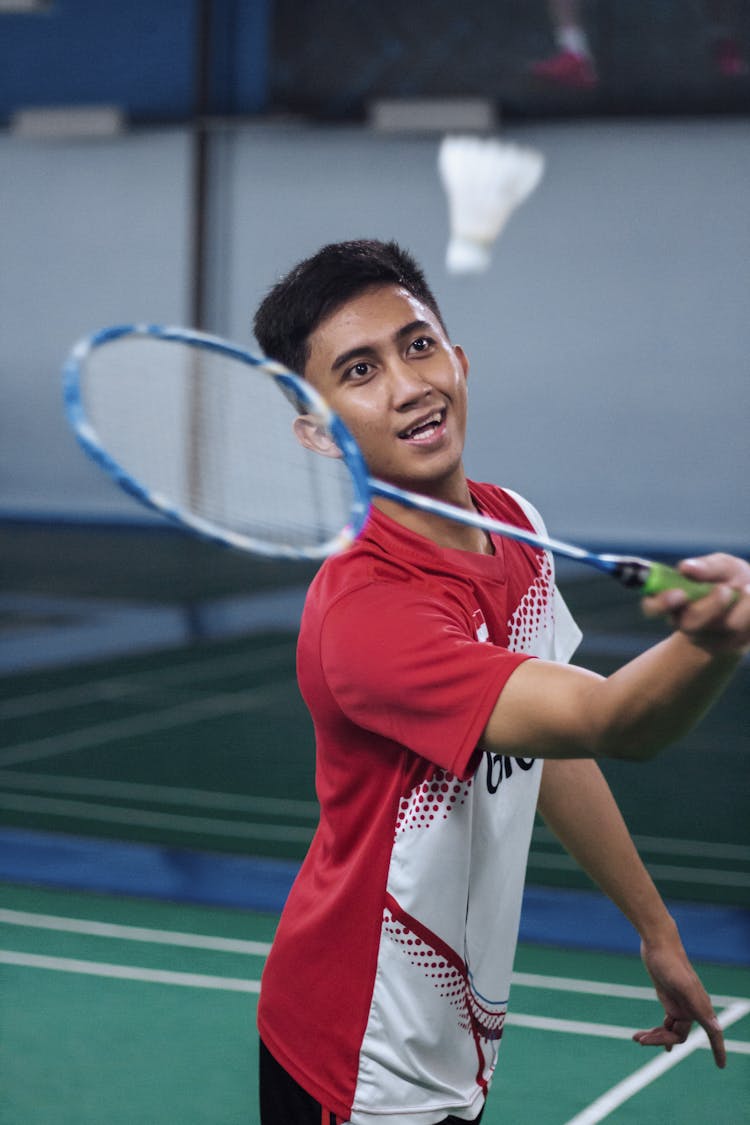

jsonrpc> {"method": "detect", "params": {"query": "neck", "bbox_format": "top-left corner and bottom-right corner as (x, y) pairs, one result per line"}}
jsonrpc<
(373, 477), (494, 555)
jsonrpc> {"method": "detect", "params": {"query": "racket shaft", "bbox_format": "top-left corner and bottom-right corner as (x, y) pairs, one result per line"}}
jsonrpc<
(368, 478), (601, 566)
(370, 481), (719, 600)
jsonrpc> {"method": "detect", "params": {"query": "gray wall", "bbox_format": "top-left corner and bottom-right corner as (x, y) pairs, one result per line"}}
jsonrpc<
(1, 128), (191, 515)
(2, 117), (748, 551)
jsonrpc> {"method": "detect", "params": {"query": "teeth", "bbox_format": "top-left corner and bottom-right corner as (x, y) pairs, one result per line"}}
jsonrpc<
(401, 411), (443, 440)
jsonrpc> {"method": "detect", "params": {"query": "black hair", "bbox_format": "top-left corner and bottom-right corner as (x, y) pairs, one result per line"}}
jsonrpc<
(253, 239), (447, 375)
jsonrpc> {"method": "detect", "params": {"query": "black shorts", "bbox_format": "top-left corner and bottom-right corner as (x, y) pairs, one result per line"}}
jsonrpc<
(259, 1039), (484, 1125)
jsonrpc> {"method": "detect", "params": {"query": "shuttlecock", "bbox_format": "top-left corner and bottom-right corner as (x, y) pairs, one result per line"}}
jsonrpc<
(438, 135), (545, 274)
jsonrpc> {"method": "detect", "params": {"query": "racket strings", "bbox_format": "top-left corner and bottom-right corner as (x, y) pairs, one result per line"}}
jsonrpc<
(81, 336), (356, 553)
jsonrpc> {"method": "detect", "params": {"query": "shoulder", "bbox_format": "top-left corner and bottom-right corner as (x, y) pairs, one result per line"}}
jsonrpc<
(308, 535), (421, 599)
(302, 535), (448, 637)
(468, 481), (547, 536)
(499, 487), (549, 537)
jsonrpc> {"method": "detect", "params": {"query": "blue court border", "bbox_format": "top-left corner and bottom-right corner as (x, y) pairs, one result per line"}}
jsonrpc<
(1, 827), (747, 967)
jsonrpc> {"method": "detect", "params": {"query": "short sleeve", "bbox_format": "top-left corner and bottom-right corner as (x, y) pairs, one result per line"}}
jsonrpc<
(319, 582), (531, 778)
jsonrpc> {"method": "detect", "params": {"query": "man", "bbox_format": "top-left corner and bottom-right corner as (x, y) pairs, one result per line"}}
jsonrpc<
(253, 239), (749, 1125)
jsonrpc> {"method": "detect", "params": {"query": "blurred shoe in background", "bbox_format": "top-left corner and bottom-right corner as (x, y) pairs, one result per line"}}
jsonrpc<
(530, 48), (598, 89)
(713, 36), (749, 77)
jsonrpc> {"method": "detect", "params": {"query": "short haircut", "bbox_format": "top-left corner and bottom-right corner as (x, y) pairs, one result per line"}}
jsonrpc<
(253, 239), (447, 375)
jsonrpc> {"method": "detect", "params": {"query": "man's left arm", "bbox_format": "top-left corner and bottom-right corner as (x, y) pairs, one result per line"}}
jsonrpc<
(536, 758), (727, 1067)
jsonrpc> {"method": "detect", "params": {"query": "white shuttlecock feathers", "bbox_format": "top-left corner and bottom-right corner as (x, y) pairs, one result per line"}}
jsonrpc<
(438, 135), (545, 274)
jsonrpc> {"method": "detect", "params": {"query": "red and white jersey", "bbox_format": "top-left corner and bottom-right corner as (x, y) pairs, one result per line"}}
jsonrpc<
(258, 483), (582, 1124)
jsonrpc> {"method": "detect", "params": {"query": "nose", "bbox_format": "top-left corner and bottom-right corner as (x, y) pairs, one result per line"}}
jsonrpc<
(388, 358), (432, 411)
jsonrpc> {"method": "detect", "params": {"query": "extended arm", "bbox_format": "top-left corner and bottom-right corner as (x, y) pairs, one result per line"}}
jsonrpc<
(537, 758), (726, 1066)
(481, 554), (750, 762)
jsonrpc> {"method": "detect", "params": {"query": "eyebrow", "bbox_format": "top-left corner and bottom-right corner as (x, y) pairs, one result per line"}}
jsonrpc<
(331, 320), (434, 372)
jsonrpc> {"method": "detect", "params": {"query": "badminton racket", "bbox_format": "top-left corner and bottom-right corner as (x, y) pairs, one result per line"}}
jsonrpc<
(62, 324), (714, 600)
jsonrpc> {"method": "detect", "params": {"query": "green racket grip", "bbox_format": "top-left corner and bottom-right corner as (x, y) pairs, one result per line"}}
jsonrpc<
(641, 562), (714, 601)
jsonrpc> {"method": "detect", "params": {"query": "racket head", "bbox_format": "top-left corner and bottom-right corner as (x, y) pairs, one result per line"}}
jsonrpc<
(62, 324), (372, 560)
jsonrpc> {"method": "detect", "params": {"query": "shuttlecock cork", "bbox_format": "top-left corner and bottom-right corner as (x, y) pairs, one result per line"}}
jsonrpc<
(438, 135), (545, 274)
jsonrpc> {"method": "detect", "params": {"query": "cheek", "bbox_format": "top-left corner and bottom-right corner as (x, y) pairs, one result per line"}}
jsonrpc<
(334, 391), (388, 439)
(352, 421), (390, 463)
(450, 376), (469, 423)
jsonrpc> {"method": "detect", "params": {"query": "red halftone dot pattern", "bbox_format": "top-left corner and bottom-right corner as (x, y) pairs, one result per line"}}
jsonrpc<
(383, 909), (506, 1042)
(507, 553), (554, 653)
(466, 985), (506, 1042)
(394, 770), (473, 840)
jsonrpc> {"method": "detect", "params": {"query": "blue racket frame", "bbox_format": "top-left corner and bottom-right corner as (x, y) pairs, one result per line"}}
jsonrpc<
(62, 323), (372, 560)
(62, 324), (714, 598)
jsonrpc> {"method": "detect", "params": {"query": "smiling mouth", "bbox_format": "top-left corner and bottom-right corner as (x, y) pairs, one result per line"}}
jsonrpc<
(398, 408), (447, 442)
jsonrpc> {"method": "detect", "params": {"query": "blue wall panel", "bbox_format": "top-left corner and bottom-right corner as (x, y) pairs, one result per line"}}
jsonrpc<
(0, 0), (269, 123)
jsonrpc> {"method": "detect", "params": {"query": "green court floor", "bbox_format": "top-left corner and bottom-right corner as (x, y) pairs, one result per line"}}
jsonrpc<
(2, 882), (749, 1125)
(1, 523), (748, 1123)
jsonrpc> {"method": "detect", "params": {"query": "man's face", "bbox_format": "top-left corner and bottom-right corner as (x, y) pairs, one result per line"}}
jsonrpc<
(303, 284), (470, 495)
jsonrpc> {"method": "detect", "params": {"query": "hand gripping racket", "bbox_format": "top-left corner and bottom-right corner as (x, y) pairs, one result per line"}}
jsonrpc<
(62, 324), (714, 600)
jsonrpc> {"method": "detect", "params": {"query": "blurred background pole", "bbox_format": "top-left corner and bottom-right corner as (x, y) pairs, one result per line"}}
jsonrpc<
(189, 0), (212, 331)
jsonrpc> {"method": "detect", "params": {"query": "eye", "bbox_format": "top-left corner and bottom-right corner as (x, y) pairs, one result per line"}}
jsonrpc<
(409, 336), (435, 354)
(343, 360), (373, 383)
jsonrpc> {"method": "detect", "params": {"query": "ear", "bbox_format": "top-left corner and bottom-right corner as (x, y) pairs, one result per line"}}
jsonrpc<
(454, 344), (469, 380)
(293, 415), (343, 459)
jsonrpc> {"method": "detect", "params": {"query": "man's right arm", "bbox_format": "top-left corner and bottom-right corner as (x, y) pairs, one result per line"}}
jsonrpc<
(480, 553), (750, 762)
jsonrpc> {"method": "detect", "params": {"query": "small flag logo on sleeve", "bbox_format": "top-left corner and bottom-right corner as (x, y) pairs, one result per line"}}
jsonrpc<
(472, 609), (489, 643)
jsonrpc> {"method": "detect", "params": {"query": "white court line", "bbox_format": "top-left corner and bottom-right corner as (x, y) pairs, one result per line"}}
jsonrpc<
(506, 1012), (750, 1059)
(0, 792), (315, 842)
(507, 1013), (634, 1040)
(2, 949), (748, 1064)
(512, 971), (659, 1001)
(0, 639), (297, 720)
(0, 679), (296, 768)
(562, 1000), (750, 1125)
(3, 925), (748, 1069)
(1, 912), (746, 1011)
(0, 949), (261, 993)
(0, 769), (319, 818)
(723, 1037), (750, 1055)
(0, 909), (273, 955)
(512, 971), (746, 1009)
(508, 1012), (750, 1055)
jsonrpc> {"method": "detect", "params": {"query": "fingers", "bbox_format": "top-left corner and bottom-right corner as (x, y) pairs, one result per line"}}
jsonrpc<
(632, 1017), (726, 1069)
(642, 580), (734, 621)
(704, 1015), (727, 1069)
(636, 932), (728, 1070)
(680, 553), (750, 587)
(642, 553), (750, 654)
(676, 583), (750, 652)
(632, 1015), (689, 1052)
(632, 1026), (678, 1051)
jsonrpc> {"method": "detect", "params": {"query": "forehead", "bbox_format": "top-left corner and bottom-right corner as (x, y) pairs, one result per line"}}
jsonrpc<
(306, 284), (443, 367)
